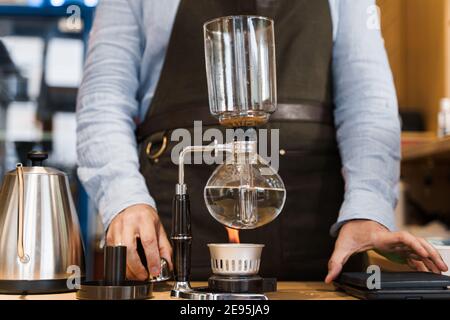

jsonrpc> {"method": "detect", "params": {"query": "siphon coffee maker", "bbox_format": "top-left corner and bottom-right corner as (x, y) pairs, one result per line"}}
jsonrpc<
(170, 16), (286, 300)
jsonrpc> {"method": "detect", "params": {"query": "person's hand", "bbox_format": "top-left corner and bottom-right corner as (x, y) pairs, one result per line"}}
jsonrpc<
(106, 204), (173, 281)
(325, 220), (448, 283)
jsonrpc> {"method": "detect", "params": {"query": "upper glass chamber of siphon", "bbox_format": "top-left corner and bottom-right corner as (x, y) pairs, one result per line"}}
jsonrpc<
(204, 15), (277, 128)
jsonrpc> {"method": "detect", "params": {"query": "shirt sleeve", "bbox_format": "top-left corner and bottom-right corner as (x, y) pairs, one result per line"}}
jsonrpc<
(330, 0), (401, 236)
(76, 0), (156, 231)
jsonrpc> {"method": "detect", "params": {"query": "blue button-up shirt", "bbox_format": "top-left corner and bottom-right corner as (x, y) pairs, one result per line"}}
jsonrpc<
(76, 0), (401, 235)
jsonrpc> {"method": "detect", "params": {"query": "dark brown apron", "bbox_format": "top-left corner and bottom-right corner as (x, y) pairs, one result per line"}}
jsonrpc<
(137, 0), (345, 280)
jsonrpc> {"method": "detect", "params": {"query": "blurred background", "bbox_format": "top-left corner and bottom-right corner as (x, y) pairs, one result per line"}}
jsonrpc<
(379, 0), (450, 242)
(0, 0), (449, 277)
(0, 0), (99, 278)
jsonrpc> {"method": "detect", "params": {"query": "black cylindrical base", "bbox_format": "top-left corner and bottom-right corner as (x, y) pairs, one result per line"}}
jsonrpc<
(208, 275), (277, 294)
(76, 281), (152, 300)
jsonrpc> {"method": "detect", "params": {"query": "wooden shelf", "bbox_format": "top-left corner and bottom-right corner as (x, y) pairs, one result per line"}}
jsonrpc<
(402, 133), (450, 162)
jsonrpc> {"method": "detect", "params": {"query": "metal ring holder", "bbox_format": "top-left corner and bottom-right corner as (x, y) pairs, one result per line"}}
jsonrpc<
(145, 135), (168, 162)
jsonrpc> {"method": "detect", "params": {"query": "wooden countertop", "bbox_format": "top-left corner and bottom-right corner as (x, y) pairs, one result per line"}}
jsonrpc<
(0, 282), (355, 300)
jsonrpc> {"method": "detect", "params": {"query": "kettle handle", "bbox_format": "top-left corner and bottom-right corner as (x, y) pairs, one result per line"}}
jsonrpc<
(16, 164), (29, 263)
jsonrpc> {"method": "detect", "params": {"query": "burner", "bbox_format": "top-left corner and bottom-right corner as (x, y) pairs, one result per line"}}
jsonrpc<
(208, 275), (277, 294)
(207, 244), (276, 294)
(171, 243), (276, 299)
(208, 243), (264, 276)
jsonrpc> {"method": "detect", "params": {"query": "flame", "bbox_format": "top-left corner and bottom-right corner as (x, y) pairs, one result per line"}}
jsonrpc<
(226, 227), (240, 244)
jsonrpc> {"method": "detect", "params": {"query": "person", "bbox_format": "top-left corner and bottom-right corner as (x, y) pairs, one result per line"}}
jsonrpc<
(76, 0), (448, 282)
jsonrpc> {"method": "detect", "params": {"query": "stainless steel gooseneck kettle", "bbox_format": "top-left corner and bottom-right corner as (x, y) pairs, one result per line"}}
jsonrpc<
(0, 151), (85, 294)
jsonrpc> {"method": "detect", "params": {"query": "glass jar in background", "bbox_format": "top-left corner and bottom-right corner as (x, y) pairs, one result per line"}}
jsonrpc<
(438, 98), (450, 138)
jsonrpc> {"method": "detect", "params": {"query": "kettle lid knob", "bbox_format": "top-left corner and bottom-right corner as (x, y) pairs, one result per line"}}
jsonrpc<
(27, 151), (48, 167)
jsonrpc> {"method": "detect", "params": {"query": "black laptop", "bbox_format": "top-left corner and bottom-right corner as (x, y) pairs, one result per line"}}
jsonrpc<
(334, 272), (450, 300)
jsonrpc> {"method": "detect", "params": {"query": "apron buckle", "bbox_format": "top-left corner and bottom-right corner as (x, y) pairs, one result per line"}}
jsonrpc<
(145, 135), (168, 163)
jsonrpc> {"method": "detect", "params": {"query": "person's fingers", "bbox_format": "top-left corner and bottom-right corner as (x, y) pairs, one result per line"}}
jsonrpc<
(406, 253), (423, 261)
(106, 223), (140, 279)
(325, 244), (352, 284)
(158, 223), (173, 271)
(126, 264), (140, 280)
(106, 224), (121, 246)
(139, 219), (161, 277)
(386, 232), (429, 259)
(421, 257), (441, 274)
(417, 238), (448, 272)
(406, 258), (417, 271)
(408, 259), (429, 272)
(123, 226), (148, 281)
